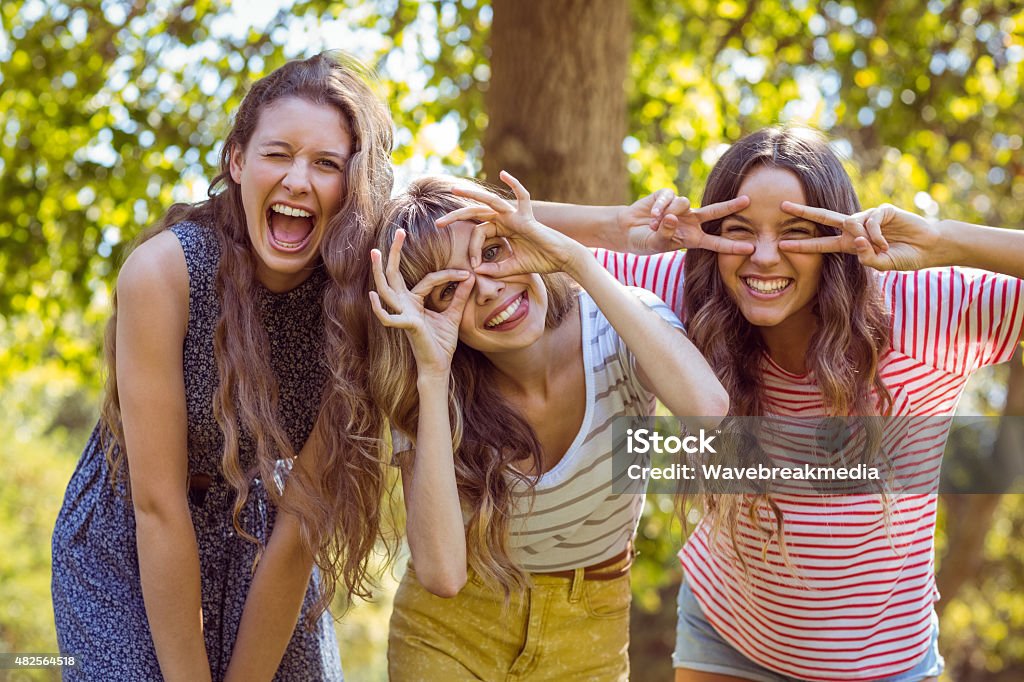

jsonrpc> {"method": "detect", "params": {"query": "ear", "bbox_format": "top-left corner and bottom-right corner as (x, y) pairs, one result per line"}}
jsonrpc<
(229, 144), (244, 184)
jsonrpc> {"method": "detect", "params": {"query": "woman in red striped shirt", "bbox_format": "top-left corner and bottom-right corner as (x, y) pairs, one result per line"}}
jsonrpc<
(572, 126), (1024, 681)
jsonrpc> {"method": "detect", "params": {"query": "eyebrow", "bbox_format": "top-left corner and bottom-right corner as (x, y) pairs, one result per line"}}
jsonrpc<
(261, 140), (349, 160)
(723, 214), (815, 227)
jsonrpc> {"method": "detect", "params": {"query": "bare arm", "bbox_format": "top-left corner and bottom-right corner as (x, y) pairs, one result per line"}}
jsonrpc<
(532, 201), (628, 250)
(399, 374), (467, 598)
(224, 431), (324, 681)
(933, 219), (1024, 279)
(119, 232), (212, 682)
(369, 235), (471, 597)
(568, 255), (729, 429)
(529, 193), (752, 255)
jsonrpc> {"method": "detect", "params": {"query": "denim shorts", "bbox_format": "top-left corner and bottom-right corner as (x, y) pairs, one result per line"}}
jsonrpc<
(672, 580), (945, 682)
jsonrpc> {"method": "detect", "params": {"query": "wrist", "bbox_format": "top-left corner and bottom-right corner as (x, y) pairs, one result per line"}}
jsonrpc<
(417, 371), (450, 391)
(931, 219), (966, 268)
(604, 206), (630, 251)
(564, 246), (600, 283)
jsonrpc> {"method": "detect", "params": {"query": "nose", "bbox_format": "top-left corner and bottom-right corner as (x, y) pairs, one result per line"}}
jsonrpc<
(282, 161), (311, 196)
(749, 236), (782, 268)
(473, 274), (506, 305)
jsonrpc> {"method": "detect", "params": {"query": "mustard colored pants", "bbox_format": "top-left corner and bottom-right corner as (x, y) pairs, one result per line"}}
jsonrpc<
(388, 561), (631, 681)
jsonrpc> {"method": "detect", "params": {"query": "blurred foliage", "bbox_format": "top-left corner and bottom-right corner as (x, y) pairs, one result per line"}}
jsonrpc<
(3, 0), (1024, 678)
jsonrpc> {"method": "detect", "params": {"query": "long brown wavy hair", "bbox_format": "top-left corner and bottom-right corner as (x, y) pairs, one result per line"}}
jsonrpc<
(367, 176), (578, 596)
(682, 126), (893, 566)
(99, 51), (395, 611)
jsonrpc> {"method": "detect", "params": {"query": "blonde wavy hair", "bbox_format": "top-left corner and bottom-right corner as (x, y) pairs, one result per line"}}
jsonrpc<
(367, 176), (578, 596)
(99, 51), (395, 613)
(681, 127), (894, 569)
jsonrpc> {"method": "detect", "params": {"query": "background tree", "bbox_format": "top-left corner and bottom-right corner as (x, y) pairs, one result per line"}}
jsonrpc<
(484, 0), (630, 202)
(3, 1), (1023, 679)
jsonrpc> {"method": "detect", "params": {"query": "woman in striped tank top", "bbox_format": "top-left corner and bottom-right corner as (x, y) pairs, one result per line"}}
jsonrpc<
(366, 172), (729, 681)
(579, 126), (1024, 681)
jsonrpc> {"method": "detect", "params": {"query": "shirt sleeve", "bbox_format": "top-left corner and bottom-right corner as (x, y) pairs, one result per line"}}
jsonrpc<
(592, 249), (686, 321)
(883, 267), (1024, 375)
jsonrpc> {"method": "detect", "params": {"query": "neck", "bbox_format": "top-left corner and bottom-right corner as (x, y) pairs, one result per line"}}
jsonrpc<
(758, 314), (817, 375)
(485, 315), (579, 398)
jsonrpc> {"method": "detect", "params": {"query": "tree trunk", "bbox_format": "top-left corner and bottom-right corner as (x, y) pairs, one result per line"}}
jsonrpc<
(484, 0), (630, 203)
(936, 345), (1024, 614)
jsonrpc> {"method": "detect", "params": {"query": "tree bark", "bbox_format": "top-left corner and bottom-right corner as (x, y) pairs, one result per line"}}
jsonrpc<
(485, 0), (630, 203)
(936, 345), (1024, 614)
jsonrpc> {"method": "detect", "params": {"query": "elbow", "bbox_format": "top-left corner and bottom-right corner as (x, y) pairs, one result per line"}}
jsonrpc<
(132, 491), (190, 528)
(708, 389), (731, 425)
(418, 567), (468, 599)
(690, 385), (730, 431)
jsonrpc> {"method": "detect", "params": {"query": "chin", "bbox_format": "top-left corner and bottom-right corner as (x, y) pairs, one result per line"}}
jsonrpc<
(735, 306), (786, 328)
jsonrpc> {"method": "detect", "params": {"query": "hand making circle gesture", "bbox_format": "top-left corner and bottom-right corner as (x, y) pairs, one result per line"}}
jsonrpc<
(436, 170), (589, 278)
(369, 229), (474, 377)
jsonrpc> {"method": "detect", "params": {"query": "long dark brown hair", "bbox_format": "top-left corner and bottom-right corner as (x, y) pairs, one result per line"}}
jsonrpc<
(367, 176), (578, 596)
(682, 126), (893, 564)
(99, 51), (394, 611)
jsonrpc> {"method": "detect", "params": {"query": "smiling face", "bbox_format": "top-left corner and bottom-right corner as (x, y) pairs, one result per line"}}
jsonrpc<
(229, 97), (352, 292)
(717, 166), (823, 332)
(426, 220), (549, 354)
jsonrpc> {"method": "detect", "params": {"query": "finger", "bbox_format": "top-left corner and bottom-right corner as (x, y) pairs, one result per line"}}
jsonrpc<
(410, 269), (471, 297)
(371, 249), (404, 312)
(468, 221), (500, 269)
(841, 216), (870, 245)
(369, 291), (400, 327)
(653, 196), (690, 230)
(780, 201), (848, 229)
(853, 236), (880, 267)
(443, 275), (476, 322)
(777, 236), (847, 254)
(435, 206), (499, 228)
(665, 196), (691, 217)
(697, 234), (756, 255)
(450, 184), (515, 214)
(693, 195), (750, 223)
(862, 208), (890, 252)
(468, 222), (488, 269)
(473, 260), (520, 279)
(649, 189), (676, 225)
(654, 213), (680, 243)
(498, 170), (533, 217)
(385, 230), (408, 291)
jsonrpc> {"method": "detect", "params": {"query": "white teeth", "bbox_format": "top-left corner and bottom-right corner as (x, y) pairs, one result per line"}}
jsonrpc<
(486, 294), (523, 328)
(270, 203), (312, 218)
(744, 277), (791, 294)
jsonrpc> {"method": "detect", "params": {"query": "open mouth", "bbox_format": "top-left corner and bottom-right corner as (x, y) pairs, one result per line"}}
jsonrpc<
(267, 203), (316, 252)
(485, 292), (529, 330)
(742, 277), (793, 297)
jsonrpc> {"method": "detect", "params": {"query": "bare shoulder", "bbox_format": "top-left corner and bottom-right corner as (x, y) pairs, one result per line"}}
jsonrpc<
(117, 231), (189, 333)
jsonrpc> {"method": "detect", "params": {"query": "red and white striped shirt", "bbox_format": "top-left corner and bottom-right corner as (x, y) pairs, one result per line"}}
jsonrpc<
(595, 249), (1024, 680)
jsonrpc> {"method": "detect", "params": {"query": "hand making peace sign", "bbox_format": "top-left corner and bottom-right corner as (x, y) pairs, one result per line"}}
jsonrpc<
(625, 190), (755, 255)
(778, 202), (942, 271)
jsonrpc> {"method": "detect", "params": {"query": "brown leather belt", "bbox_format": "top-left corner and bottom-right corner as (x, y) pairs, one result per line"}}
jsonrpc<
(531, 546), (633, 582)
